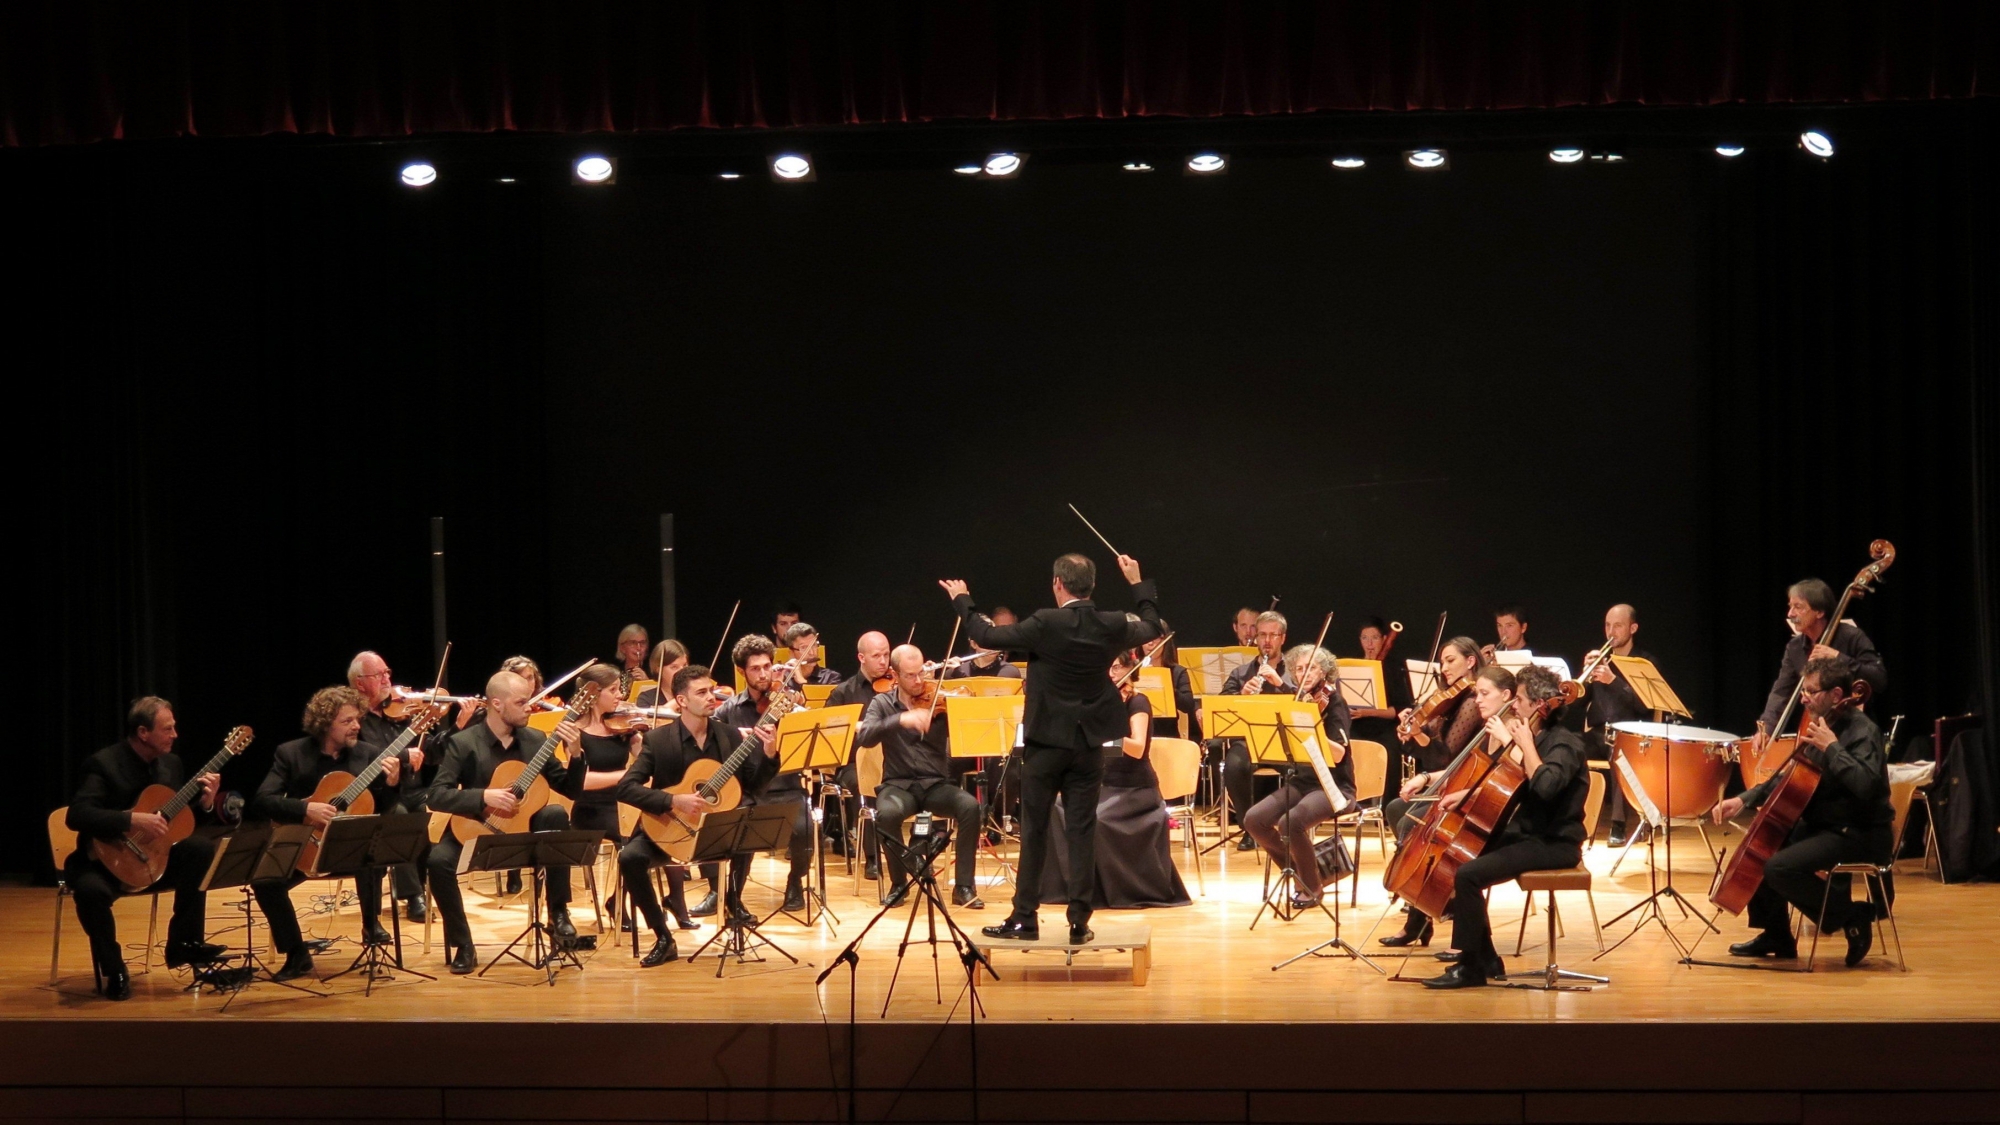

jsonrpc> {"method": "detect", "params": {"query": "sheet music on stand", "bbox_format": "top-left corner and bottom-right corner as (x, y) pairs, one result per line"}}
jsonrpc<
(1405, 659), (1443, 700)
(1179, 647), (1256, 696)
(1611, 655), (1692, 719)
(1135, 666), (1175, 718)
(945, 695), (1024, 759)
(775, 703), (862, 774)
(944, 676), (1024, 698)
(1334, 659), (1387, 712)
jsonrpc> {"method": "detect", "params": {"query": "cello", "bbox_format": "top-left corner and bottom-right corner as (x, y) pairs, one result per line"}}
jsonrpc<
(1383, 679), (1581, 920)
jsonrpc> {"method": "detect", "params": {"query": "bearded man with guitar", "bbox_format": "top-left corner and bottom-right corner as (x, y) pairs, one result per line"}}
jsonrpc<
(421, 670), (587, 974)
(616, 663), (783, 967)
(1713, 653), (1891, 967)
(65, 696), (228, 1000)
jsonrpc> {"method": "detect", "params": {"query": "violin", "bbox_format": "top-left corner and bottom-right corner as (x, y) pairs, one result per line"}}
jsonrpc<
(907, 679), (966, 714)
(871, 674), (894, 693)
(603, 704), (678, 734)
(1398, 676), (1471, 746)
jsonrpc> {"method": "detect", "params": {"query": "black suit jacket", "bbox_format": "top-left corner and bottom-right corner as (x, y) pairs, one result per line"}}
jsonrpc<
(954, 580), (1163, 751)
(618, 718), (769, 816)
(423, 722), (586, 817)
(252, 737), (409, 823)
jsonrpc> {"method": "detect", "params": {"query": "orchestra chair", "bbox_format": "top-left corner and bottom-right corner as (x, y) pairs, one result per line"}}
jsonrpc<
(1806, 775), (1918, 972)
(1511, 771), (1608, 961)
(1150, 738), (1205, 896)
(1328, 739), (1391, 907)
(47, 807), (160, 983)
(855, 743), (885, 902)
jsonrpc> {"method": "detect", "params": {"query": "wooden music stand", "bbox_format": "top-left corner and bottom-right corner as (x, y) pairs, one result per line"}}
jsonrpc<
(775, 703), (863, 929)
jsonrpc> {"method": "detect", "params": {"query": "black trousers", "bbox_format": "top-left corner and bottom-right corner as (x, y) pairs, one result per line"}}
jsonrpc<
(764, 792), (814, 884)
(67, 838), (217, 966)
(615, 833), (705, 936)
(1244, 785), (1340, 898)
(1590, 737), (1631, 830)
(1384, 795), (1434, 938)
(387, 796), (428, 902)
(1747, 822), (1893, 938)
(831, 762), (881, 865)
(1447, 835), (1581, 975)
(426, 805), (573, 951)
(876, 780), (982, 891)
(1012, 741), (1104, 927)
(251, 864), (386, 956)
(1208, 739), (1276, 827)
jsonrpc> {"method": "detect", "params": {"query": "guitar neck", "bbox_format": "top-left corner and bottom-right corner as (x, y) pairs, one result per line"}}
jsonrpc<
(700, 736), (761, 800)
(339, 723), (422, 807)
(159, 743), (235, 820)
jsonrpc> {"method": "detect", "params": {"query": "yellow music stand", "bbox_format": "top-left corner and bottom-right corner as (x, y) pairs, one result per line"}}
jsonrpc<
(945, 676), (1024, 698)
(776, 703), (862, 775)
(1334, 659), (1387, 712)
(945, 696), (1024, 759)
(802, 684), (836, 707)
(1180, 647), (1256, 695)
(1136, 666), (1175, 718)
(1611, 656), (1691, 719)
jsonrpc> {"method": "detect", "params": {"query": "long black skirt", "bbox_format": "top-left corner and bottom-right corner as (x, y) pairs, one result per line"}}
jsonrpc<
(1040, 783), (1192, 910)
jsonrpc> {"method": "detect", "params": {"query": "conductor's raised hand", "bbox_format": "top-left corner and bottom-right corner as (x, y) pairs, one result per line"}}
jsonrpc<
(1117, 555), (1142, 584)
(939, 579), (970, 600)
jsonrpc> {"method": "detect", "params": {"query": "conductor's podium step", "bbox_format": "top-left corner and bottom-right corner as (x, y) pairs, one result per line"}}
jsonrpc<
(971, 921), (1152, 986)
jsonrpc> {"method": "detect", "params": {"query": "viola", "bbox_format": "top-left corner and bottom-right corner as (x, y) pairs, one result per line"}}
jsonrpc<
(1399, 676), (1471, 746)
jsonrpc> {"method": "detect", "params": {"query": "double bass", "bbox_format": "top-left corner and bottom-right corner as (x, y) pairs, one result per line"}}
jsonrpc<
(1383, 681), (1581, 920)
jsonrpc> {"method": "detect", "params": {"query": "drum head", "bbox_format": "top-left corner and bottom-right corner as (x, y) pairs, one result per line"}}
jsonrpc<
(1607, 721), (1743, 744)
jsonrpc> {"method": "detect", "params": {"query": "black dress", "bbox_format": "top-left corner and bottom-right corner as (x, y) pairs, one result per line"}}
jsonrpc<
(571, 730), (636, 838)
(1041, 695), (1192, 909)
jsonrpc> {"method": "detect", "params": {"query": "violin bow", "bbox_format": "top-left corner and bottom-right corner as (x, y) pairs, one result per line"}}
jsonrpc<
(1418, 611), (1448, 697)
(1295, 613), (1335, 701)
(927, 617), (962, 723)
(430, 641), (453, 695)
(708, 599), (742, 674)
(1114, 631), (1177, 689)
(529, 658), (598, 710)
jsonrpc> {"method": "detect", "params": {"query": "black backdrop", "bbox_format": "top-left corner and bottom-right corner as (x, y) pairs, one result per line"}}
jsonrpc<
(10, 99), (1995, 876)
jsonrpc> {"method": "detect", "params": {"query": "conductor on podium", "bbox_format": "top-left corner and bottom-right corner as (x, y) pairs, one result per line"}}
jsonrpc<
(941, 551), (1162, 944)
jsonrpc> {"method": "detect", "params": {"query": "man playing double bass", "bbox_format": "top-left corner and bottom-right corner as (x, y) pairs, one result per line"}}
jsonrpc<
(1713, 654), (1890, 967)
(1750, 578), (1888, 758)
(942, 551), (1162, 944)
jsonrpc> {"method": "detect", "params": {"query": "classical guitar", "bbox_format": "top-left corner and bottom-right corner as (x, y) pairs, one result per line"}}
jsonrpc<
(295, 703), (445, 875)
(639, 688), (799, 863)
(92, 726), (254, 893)
(448, 682), (602, 844)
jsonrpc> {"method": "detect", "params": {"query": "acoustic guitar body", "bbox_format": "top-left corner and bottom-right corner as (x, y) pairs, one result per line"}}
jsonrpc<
(91, 785), (195, 894)
(450, 759), (552, 843)
(638, 760), (744, 864)
(294, 772), (377, 875)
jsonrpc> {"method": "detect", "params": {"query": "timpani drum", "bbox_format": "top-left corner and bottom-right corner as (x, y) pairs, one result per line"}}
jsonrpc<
(1608, 721), (1741, 821)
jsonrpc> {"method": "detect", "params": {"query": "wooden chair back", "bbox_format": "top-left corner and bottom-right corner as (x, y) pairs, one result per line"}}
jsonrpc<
(1151, 738), (1201, 803)
(857, 744), (884, 799)
(1347, 740), (1388, 805)
(1889, 775), (1920, 857)
(1581, 771), (1607, 844)
(48, 808), (78, 871)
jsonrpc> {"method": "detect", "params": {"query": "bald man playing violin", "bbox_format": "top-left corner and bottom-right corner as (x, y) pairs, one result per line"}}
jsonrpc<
(857, 645), (985, 909)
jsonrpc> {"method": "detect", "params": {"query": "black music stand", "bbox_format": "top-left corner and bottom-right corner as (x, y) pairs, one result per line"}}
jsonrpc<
(776, 705), (860, 931)
(197, 823), (327, 1010)
(687, 805), (800, 977)
(461, 829), (604, 986)
(1225, 700), (1335, 930)
(316, 813), (433, 993)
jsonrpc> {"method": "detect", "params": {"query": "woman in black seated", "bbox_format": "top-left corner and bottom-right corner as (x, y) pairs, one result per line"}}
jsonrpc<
(1040, 650), (1192, 910)
(575, 664), (695, 932)
(1379, 636), (1489, 948)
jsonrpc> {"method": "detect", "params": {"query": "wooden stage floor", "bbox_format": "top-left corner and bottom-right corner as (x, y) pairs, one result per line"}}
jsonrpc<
(3, 821), (1996, 1123)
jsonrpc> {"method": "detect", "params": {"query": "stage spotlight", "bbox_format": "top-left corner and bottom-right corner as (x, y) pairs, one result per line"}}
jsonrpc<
(954, 164), (982, 175)
(1331, 156), (1366, 169)
(1122, 161), (1155, 172)
(1549, 148), (1585, 164)
(1799, 131), (1835, 158)
(718, 172), (741, 180)
(983, 153), (1024, 178)
(1589, 152), (1625, 163)
(769, 153), (815, 182)
(400, 162), (437, 187)
(1185, 153), (1227, 174)
(573, 156), (616, 184)
(1405, 149), (1448, 169)
(1715, 143), (1747, 158)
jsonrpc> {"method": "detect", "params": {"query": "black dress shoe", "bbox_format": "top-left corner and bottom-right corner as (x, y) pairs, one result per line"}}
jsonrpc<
(1844, 917), (1874, 967)
(1379, 919), (1434, 948)
(782, 882), (807, 913)
(361, 920), (392, 946)
(640, 935), (679, 967)
(619, 914), (635, 933)
(954, 886), (985, 909)
(1435, 949), (1461, 963)
(100, 961), (132, 1001)
(982, 917), (1039, 941)
(165, 940), (225, 969)
(1289, 893), (1322, 912)
(1608, 824), (1629, 848)
(1236, 834), (1259, 852)
(883, 882), (912, 908)
(1069, 923), (1094, 945)
(505, 870), (524, 895)
(1422, 963), (1488, 990)
(726, 904), (757, 927)
(551, 909), (578, 947)
(447, 943), (478, 975)
(405, 895), (428, 923)
(864, 860), (882, 882)
(674, 912), (700, 931)
(1729, 931), (1799, 959)
(272, 947), (315, 983)
(689, 891), (718, 917)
